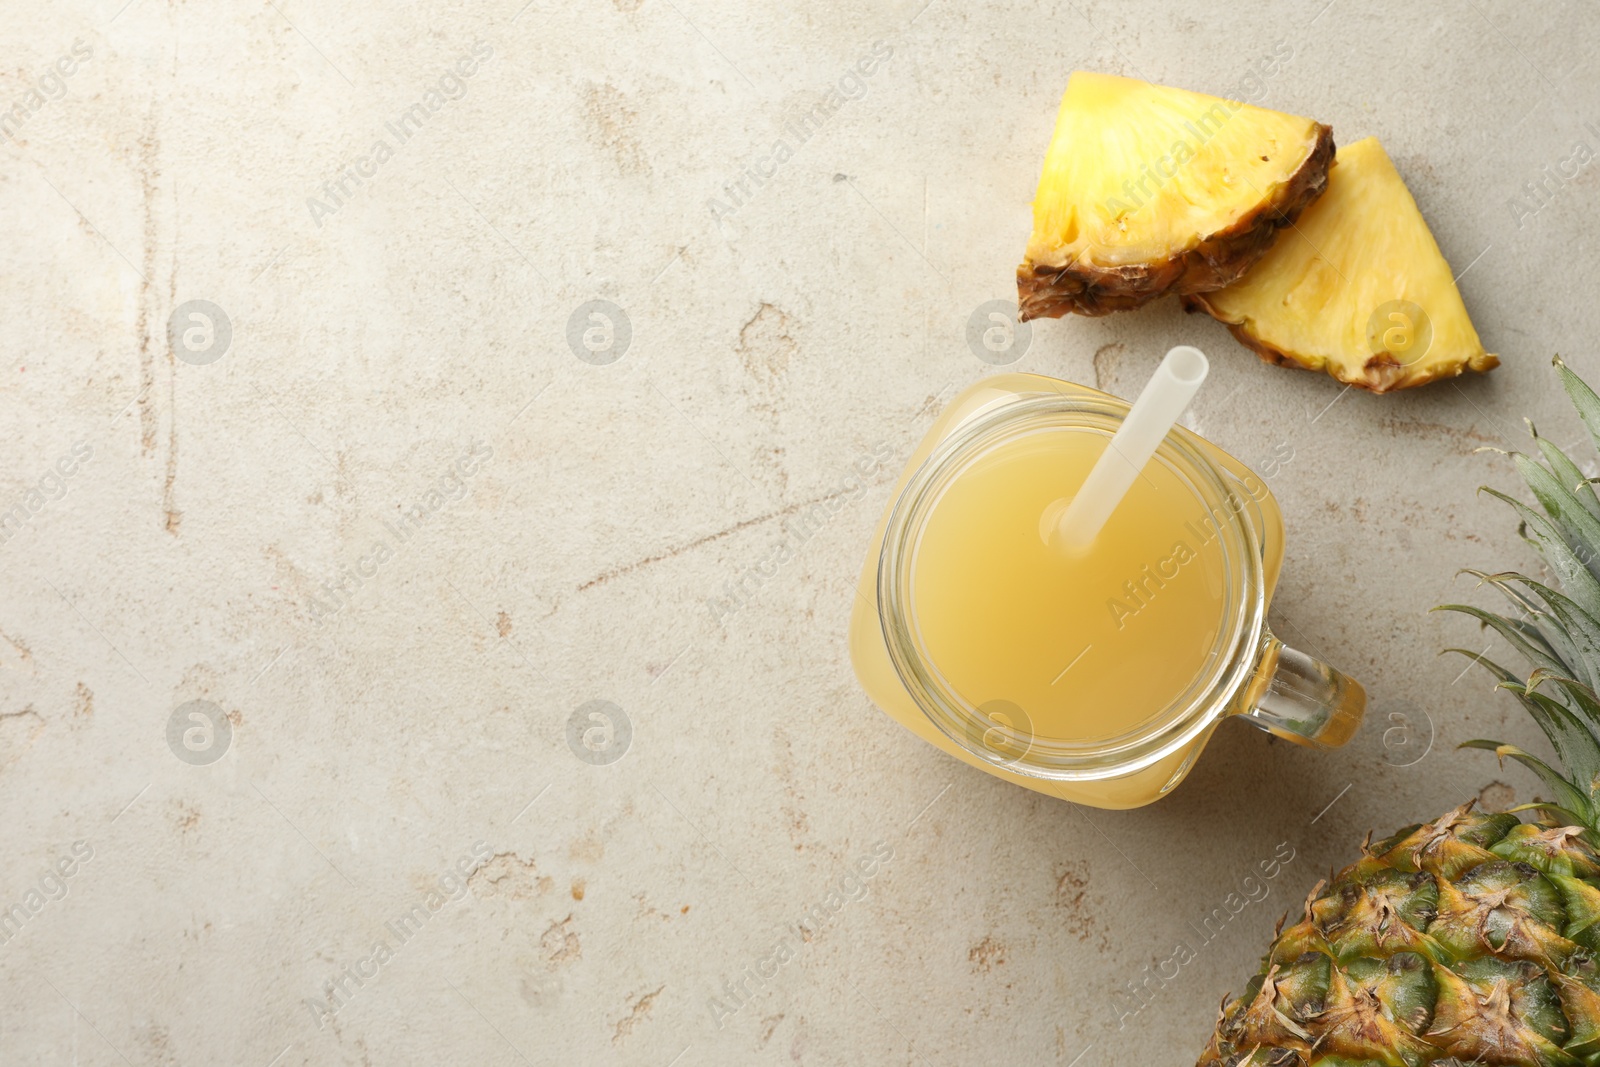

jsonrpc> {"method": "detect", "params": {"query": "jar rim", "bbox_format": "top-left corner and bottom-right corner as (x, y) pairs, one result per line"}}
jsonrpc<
(875, 391), (1267, 781)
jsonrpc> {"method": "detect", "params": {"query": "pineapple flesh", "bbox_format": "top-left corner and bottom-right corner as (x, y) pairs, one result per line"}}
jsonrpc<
(1186, 137), (1499, 393)
(1195, 360), (1600, 1067)
(1018, 71), (1334, 319)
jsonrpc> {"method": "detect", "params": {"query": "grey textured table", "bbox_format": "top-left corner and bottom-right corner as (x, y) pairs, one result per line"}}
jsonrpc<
(1, 1), (1595, 1063)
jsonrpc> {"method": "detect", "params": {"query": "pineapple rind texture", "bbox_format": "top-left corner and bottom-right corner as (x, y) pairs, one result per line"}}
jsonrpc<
(1194, 362), (1600, 1067)
(1018, 71), (1335, 318)
(1198, 804), (1600, 1067)
(1186, 137), (1499, 393)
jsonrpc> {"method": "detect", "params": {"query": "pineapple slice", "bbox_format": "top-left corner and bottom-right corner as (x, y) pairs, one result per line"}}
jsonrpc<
(1018, 71), (1334, 318)
(1187, 136), (1499, 392)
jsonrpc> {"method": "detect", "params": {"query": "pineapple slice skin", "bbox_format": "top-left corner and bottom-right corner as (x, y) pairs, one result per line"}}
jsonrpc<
(1183, 302), (1500, 393)
(1186, 137), (1499, 393)
(1011, 73), (1337, 316)
(1019, 125), (1333, 318)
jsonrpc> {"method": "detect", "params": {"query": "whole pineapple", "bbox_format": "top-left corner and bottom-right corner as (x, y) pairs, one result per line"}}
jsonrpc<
(1197, 358), (1600, 1067)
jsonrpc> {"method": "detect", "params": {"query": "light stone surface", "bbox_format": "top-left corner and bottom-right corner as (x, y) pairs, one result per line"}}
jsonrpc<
(1, 0), (1597, 1063)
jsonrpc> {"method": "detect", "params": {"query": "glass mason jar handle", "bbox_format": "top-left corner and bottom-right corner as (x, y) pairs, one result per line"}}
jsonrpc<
(1234, 630), (1365, 748)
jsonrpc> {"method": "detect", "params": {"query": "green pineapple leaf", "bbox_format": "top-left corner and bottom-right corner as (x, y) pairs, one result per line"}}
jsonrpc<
(1460, 740), (1595, 823)
(1505, 800), (1594, 825)
(1437, 603), (1569, 680)
(1514, 451), (1600, 582)
(1533, 433), (1600, 524)
(1555, 354), (1600, 460)
(1518, 673), (1600, 797)
(1480, 571), (1600, 692)
(1481, 487), (1600, 622)
(1463, 569), (1590, 681)
(1446, 649), (1600, 795)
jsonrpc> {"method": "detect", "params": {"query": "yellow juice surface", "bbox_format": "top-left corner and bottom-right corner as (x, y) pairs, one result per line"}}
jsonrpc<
(910, 427), (1228, 744)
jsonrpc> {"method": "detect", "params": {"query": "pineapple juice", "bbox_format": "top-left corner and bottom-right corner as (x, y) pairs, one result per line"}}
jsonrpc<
(909, 427), (1228, 744)
(849, 373), (1295, 809)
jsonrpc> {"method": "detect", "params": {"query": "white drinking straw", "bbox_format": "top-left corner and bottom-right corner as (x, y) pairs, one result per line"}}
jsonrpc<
(1056, 345), (1210, 551)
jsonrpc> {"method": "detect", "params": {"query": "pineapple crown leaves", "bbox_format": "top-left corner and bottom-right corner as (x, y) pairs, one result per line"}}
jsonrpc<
(1442, 357), (1600, 833)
